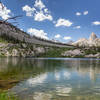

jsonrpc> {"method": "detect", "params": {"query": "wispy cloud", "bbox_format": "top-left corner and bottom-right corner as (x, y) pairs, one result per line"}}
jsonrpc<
(76, 11), (88, 16)
(55, 18), (73, 27)
(54, 34), (61, 39)
(22, 0), (53, 21)
(83, 11), (88, 15)
(0, 3), (12, 20)
(76, 12), (81, 16)
(63, 36), (72, 40)
(92, 21), (100, 25)
(74, 26), (81, 29)
(27, 28), (49, 39)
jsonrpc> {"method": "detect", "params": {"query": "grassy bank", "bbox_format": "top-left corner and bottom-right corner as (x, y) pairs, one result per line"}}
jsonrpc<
(0, 91), (18, 100)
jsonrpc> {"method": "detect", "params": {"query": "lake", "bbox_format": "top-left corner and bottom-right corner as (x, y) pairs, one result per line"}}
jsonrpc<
(0, 58), (100, 100)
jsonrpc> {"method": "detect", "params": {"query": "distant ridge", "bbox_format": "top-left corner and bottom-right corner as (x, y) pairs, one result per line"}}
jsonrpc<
(0, 20), (73, 48)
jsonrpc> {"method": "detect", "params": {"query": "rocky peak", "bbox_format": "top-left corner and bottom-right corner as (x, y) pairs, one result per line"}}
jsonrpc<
(89, 32), (97, 41)
(73, 32), (100, 47)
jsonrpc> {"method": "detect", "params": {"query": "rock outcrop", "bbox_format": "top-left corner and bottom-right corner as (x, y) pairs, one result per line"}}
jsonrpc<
(61, 49), (84, 57)
(72, 32), (100, 47)
(85, 53), (100, 58)
(89, 32), (97, 41)
(61, 48), (100, 58)
(0, 43), (48, 57)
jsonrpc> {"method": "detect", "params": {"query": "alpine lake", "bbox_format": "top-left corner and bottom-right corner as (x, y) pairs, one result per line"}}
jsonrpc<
(0, 57), (100, 100)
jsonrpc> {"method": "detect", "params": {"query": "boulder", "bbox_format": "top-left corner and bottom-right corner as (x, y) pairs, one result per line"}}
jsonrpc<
(62, 49), (84, 57)
(85, 53), (100, 58)
(11, 49), (19, 57)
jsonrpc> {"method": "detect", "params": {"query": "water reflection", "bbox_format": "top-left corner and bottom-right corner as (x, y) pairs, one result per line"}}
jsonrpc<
(0, 58), (100, 100)
(27, 73), (48, 86)
(33, 92), (52, 100)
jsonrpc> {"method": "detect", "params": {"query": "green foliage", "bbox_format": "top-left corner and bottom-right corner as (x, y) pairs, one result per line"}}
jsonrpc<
(0, 91), (18, 100)
(84, 47), (100, 55)
(73, 55), (84, 58)
(39, 47), (72, 57)
(0, 37), (8, 43)
(0, 35), (22, 44)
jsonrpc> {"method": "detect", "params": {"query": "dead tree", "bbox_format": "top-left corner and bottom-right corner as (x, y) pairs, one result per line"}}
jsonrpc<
(0, 0), (23, 23)
(4, 15), (23, 22)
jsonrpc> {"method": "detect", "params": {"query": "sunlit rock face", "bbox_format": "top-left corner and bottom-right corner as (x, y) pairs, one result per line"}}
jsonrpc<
(89, 32), (97, 41)
(72, 32), (100, 47)
(73, 38), (89, 47)
(61, 49), (84, 57)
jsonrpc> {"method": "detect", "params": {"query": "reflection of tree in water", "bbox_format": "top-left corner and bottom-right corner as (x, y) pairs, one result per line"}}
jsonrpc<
(62, 59), (100, 81)
(0, 58), (64, 90)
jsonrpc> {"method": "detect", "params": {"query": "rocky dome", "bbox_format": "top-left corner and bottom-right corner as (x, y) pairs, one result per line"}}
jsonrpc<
(89, 32), (97, 41)
(72, 32), (100, 47)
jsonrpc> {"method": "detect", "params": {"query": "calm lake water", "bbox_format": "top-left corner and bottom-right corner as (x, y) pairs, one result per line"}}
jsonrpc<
(0, 58), (100, 100)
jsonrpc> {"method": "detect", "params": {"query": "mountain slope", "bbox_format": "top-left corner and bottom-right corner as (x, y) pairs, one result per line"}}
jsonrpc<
(0, 21), (72, 48)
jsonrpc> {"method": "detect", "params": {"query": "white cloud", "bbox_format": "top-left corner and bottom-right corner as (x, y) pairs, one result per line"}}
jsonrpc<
(63, 36), (72, 40)
(55, 18), (73, 27)
(74, 26), (81, 29)
(34, 0), (45, 10)
(92, 21), (100, 25)
(54, 34), (61, 39)
(27, 28), (49, 39)
(34, 11), (53, 21)
(44, 8), (48, 13)
(76, 11), (88, 16)
(0, 3), (11, 20)
(83, 11), (88, 15)
(22, 0), (53, 21)
(22, 5), (36, 16)
(76, 12), (81, 16)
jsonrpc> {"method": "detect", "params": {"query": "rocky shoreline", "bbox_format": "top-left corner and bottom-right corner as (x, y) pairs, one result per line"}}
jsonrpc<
(61, 32), (100, 58)
(0, 42), (100, 58)
(62, 49), (100, 58)
(0, 42), (50, 57)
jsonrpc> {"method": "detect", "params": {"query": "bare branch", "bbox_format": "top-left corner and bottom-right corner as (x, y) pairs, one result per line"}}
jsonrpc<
(4, 15), (23, 22)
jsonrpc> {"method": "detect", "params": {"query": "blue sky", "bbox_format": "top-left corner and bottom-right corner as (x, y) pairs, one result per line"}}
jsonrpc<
(0, 0), (100, 42)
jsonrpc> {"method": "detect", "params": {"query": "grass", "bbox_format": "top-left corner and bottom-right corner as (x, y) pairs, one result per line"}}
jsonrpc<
(0, 91), (18, 100)
(0, 37), (8, 44)
(39, 47), (72, 57)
